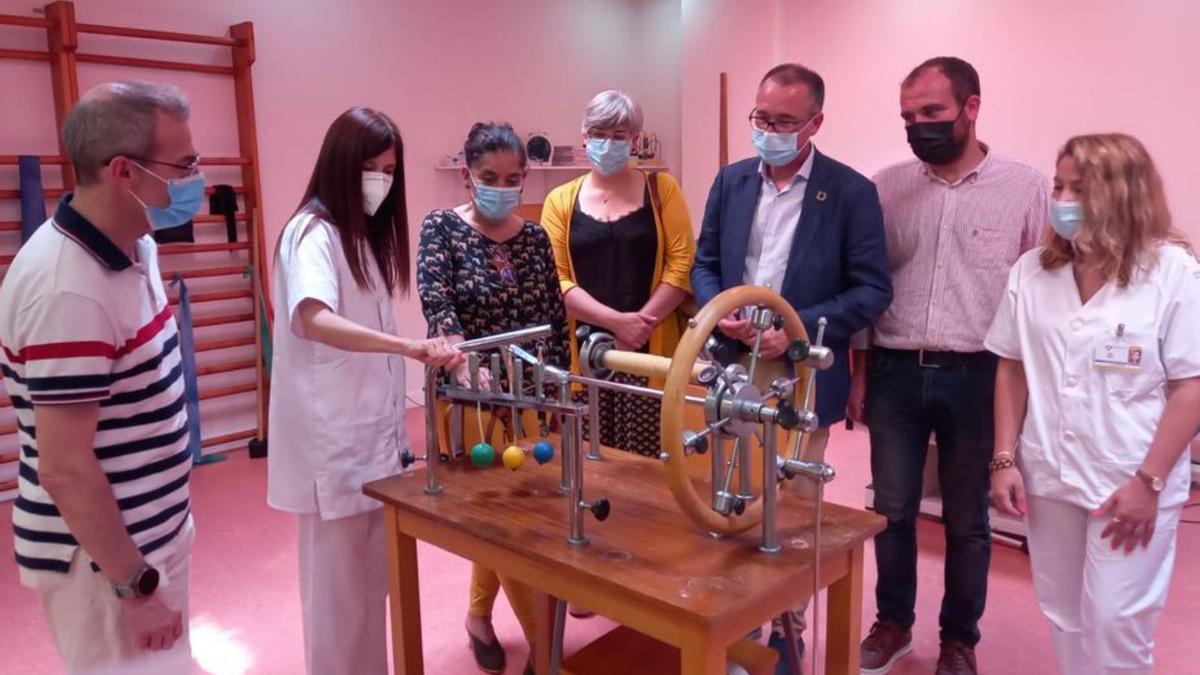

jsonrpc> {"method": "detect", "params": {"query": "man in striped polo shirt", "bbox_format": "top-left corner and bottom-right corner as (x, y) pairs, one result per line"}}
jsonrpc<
(851, 58), (1048, 675)
(0, 81), (204, 672)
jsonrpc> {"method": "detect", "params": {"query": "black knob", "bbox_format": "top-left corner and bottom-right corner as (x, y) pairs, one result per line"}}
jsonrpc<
(733, 498), (746, 516)
(772, 314), (785, 331)
(775, 402), (801, 430)
(684, 431), (709, 455)
(591, 498), (611, 522)
(400, 451), (416, 469)
(786, 339), (811, 363)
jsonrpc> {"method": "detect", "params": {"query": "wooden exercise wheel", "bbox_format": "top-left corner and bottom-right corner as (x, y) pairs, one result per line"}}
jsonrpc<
(660, 286), (812, 535)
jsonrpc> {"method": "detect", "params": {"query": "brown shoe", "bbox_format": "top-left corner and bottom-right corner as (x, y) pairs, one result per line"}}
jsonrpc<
(860, 620), (913, 674)
(934, 640), (978, 675)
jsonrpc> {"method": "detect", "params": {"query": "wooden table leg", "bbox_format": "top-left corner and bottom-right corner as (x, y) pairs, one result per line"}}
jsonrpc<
(680, 628), (724, 675)
(824, 544), (864, 675)
(385, 507), (424, 675)
(532, 592), (556, 675)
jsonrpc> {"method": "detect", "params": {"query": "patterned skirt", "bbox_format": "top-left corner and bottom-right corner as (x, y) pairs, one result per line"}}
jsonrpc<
(576, 372), (662, 458)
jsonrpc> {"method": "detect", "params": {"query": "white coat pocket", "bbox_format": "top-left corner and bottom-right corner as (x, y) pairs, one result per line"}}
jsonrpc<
(314, 416), (402, 520)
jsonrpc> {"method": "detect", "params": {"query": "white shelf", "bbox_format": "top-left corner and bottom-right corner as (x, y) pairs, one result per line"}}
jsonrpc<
(435, 163), (668, 172)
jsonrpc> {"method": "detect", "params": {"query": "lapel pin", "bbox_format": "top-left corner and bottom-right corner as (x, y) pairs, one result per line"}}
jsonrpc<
(816, 190), (828, 202)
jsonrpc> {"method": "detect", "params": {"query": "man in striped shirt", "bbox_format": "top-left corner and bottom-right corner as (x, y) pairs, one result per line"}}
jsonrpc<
(0, 81), (203, 672)
(851, 58), (1048, 675)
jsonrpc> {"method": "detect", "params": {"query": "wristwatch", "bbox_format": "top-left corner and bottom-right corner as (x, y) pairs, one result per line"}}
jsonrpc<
(1135, 468), (1165, 493)
(113, 563), (160, 599)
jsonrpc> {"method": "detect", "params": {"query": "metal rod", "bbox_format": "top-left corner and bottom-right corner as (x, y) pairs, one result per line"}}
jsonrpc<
(716, 436), (741, 513)
(550, 597), (568, 673)
(422, 366), (442, 495)
(455, 324), (552, 353)
(812, 478), (824, 675)
(760, 422), (780, 553)
(567, 372), (706, 406)
(746, 305), (773, 386)
(560, 380), (572, 496)
(565, 417), (586, 544)
(534, 347), (545, 401)
(737, 430), (753, 499)
(711, 435), (726, 512)
(439, 388), (585, 416)
(449, 403), (464, 457)
(586, 383), (602, 460)
(468, 353), (481, 391)
(489, 352), (502, 394)
(508, 351), (524, 437)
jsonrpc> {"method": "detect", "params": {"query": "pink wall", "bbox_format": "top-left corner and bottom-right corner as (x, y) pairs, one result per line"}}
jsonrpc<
(0, 0), (682, 404)
(2, 0), (1194, 439)
(679, 0), (1200, 244)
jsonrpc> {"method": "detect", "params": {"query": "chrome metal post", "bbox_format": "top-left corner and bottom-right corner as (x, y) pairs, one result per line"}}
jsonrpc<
(422, 365), (442, 495)
(759, 421), (780, 553)
(559, 378), (572, 495)
(586, 383), (601, 460)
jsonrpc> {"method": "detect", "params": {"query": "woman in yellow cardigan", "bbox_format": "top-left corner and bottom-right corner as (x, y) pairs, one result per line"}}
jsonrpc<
(541, 90), (695, 457)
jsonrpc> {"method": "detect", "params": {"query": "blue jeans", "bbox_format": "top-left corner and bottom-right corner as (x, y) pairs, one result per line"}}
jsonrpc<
(867, 349), (995, 646)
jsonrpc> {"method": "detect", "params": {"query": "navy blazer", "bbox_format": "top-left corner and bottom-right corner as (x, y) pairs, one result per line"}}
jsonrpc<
(690, 151), (892, 427)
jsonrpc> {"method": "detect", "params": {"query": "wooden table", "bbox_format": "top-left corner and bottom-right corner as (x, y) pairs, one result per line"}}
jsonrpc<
(364, 447), (885, 675)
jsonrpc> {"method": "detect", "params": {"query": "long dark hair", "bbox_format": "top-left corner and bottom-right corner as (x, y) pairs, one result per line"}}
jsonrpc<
(292, 107), (409, 294)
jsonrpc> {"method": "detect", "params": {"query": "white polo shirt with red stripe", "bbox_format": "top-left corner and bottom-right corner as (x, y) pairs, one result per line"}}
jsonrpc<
(0, 196), (191, 579)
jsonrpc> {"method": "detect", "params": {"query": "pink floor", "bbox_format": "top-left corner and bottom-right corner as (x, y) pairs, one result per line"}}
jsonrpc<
(1, 412), (1197, 674)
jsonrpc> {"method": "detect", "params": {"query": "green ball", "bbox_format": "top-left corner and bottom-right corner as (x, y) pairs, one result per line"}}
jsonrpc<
(470, 442), (496, 468)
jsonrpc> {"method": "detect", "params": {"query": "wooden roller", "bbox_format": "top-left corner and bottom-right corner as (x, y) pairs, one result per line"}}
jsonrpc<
(660, 286), (811, 536)
(599, 350), (712, 385)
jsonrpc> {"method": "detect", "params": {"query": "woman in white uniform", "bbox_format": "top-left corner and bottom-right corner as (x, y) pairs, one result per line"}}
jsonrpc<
(986, 133), (1200, 675)
(267, 107), (462, 675)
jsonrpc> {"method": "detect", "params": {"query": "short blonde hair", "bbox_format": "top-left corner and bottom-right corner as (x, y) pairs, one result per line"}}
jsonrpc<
(581, 90), (643, 135)
(1041, 133), (1193, 286)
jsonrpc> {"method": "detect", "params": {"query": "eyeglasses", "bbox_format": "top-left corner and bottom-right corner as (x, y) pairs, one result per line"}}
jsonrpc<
(748, 110), (812, 134)
(585, 129), (634, 143)
(128, 155), (202, 175)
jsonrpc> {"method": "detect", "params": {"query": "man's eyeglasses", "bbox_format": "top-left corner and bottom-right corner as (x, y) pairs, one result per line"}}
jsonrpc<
(127, 156), (202, 175)
(748, 110), (810, 134)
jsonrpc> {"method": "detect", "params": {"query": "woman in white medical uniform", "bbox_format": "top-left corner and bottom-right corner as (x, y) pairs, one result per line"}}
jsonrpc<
(267, 107), (462, 675)
(986, 133), (1200, 675)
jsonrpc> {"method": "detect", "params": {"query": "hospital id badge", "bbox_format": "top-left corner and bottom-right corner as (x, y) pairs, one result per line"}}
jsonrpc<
(1093, 330), (1144, 372)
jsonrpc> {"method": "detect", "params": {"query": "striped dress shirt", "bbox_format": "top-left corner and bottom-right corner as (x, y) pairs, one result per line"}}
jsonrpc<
(871, 150), (1049, 352)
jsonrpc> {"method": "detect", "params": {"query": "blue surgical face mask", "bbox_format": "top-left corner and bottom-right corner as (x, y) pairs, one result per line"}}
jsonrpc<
(751, 116), (817, 167)
(130, 164), (206, 231)
(751, 128), (800, 166)
(1050, 200), (1085, 240)
(471, 174), (522, 221)
(585, 138), (631, 176)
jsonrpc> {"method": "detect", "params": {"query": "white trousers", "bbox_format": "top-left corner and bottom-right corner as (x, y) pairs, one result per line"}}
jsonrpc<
(298, 508), (388, 675)
(22, 518), (194, 674)
(1025, 495), (1181, 675)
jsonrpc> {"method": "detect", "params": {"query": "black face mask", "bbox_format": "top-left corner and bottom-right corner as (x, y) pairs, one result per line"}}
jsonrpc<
(906, 106), (968, 165)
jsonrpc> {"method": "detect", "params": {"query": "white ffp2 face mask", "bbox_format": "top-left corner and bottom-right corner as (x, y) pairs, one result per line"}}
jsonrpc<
(362, 171), (393, 216)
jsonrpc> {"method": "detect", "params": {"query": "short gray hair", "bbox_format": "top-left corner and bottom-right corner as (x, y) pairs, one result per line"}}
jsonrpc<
(63, 81), (190, 185)
(581, 90), (643, 135)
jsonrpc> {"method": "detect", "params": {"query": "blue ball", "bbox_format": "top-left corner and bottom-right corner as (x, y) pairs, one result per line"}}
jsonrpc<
(532, 441), (554, 465)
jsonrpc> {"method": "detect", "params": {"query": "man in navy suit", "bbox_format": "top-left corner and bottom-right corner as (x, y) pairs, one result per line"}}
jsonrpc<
(691, 63), (892, 672)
